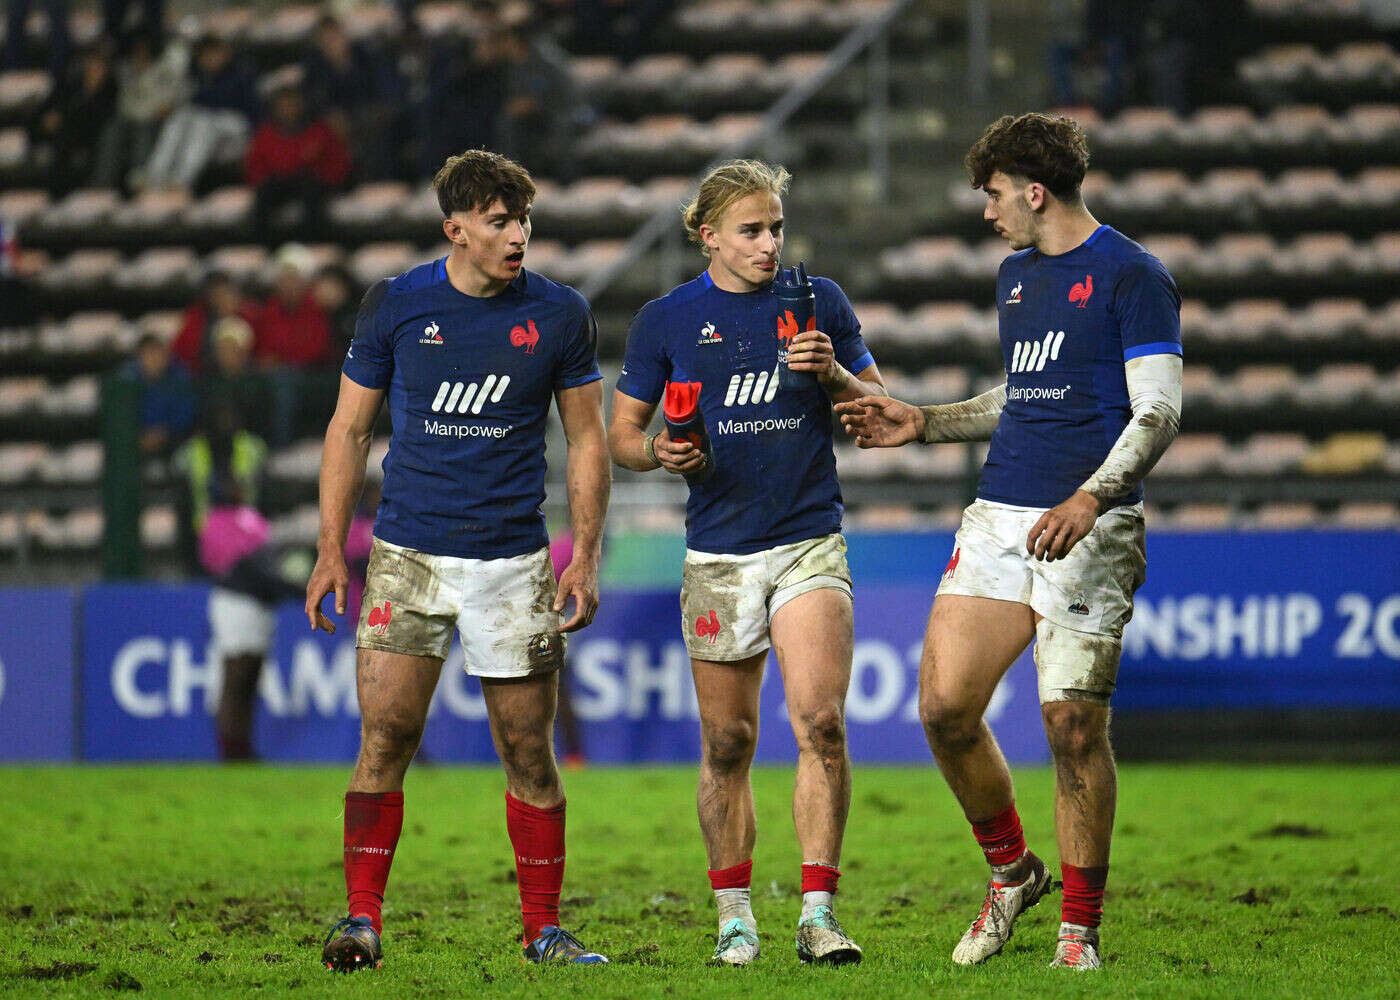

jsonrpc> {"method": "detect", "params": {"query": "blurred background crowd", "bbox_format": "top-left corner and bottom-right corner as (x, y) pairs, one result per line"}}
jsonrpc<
(1, 0), (1398, 588)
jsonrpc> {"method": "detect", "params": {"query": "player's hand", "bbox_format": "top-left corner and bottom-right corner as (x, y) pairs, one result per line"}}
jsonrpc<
(834, 395), (924, 448)
(786, 329), (838, 384)
(305, 547), (350, 633)
(1026, 490), (1101, 561)
(555, 555), (599, 633)
(654, 429), (708, 476)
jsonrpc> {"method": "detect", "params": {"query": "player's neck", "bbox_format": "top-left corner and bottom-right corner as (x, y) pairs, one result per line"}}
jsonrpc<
(445, 248), (509, 298)
(706, 261), (768, 294)
(1034, 208), (1102, 257)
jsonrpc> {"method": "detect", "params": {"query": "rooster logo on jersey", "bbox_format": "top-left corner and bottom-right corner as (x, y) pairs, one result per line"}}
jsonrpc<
(510, 319), (540, 354)
(1068, 275), (1094, 308)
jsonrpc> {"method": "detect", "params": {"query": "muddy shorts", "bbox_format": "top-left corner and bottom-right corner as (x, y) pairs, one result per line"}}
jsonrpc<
(936, 499), (1147, 703)
(356, 538), (564, 678)
(680, 533), (852, 661)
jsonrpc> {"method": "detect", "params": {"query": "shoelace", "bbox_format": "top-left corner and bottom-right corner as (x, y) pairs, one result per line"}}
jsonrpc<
(970, 884), (1009, 934)
(325, 916), (373, 946)
(717, 918), (756, 951)
(1060, 935), (1087, 964)
(536, 927), (589, 960)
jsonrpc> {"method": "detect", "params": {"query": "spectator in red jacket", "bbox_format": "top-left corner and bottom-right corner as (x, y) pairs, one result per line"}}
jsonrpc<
(253, 243), (334, 445)
(244, 83), (350, 243)
(172, 271), (256, 374)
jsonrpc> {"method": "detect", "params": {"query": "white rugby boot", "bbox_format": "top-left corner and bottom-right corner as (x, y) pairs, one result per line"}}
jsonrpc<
(795, 904), (863, 965)
(1050, 923), (1103, 970)
(711, 917), (760, 966)
(951, 852), (1053, 965)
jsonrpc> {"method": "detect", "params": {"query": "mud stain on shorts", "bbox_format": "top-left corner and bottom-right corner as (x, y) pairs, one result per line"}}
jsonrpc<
(525, 631), (565, 673)
(777, 534), (851, 591)
(682, 556), (747, 638)
(1036, 622), (1121, 704)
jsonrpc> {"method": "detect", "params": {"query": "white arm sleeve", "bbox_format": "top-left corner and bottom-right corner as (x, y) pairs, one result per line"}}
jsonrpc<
(918, 383), (1006, 444)
(1079, 353), (1183, 505)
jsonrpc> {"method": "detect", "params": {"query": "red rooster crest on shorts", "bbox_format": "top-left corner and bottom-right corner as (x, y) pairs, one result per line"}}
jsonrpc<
(510, 319), (540, 354)
(695, 609), (721, 645)
(943, 546), (960, 577)
(368, 600), (392, 636)
(775, 310), (815, 344)
(1068, 274), (1093, 308)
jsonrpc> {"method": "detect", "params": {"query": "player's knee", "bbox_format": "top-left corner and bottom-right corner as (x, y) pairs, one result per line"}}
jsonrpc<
(796, 704), (846, 761)
(1043, 703), (1108, 762)
(496, 723), (552, 774)
(919, 696), (981, 756)
(360, 715), (425, 767)
(702, 719), (757, 775)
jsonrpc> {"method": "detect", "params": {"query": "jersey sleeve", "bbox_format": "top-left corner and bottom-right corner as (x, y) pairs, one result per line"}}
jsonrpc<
(341, 279), (394, 389)
(1115, 256), (1183, 361)
(615, 301), (670, 404)
(817, 278), (876, 375)
(555, 296), (603, 390)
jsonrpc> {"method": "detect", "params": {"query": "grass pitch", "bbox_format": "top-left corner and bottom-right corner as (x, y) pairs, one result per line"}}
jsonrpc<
(3, 764), (1397, 998)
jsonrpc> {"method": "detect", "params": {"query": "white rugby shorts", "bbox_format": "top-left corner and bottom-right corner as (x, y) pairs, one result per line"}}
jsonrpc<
(680, 533), (852, 661)
(208, 587), (276, 658)
(356, 538), (564, 678)
(937, 498), (1147, 703)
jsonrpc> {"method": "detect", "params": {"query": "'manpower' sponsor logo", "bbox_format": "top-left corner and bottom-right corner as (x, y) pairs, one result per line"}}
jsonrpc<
(716, 415), (806, 435)
(425, 419), (513, 438)
(431, 375), (510, 414)
(1007, 385), (1071, 401)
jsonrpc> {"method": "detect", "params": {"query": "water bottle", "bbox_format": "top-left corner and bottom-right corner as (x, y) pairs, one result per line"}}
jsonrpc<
(663, 380), (715, 483)
(773, 260), (817, 390)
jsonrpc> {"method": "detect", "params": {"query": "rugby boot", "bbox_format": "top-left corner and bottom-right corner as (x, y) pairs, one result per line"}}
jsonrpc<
(951, 851), (1053, 965)
(795, 904), (863, 965)
(522, 925), (609, 964)
(1050, 923), (1103, 970)
(321, 915), (382, 972)
(711, 917), (761, 966)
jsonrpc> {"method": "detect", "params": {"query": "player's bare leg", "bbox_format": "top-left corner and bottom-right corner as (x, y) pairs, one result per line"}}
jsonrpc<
(1043, 700), (1114, 970)
(215, 653), (263, 760)
(770, 588), (861, 965)
(481, 671), (607, 964)
(326, 649), (442, 972)
(691, 651), (764, 964)
(919, 595), (1052, 965)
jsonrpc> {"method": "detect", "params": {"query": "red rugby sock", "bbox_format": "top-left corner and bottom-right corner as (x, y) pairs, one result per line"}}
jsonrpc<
(1061, 863), (1109, 928)
(801, 862), (841, 895)
(505, 793), (565, 944)
(971, 802), (1027, 870)
(708, 859), (753, 891)
(343, 791), (404, 935)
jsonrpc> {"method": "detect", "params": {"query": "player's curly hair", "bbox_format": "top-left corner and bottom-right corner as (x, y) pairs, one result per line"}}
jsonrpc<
(682, 159), (791, 257)
(965, 113), (1090, 201)
(433, 149), (536, 218)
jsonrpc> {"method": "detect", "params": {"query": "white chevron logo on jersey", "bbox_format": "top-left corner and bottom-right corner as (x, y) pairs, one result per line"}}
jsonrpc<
(723, 366), (780, 406)
(1009, 330), (1065, 373)
(430, 375), (511, 414)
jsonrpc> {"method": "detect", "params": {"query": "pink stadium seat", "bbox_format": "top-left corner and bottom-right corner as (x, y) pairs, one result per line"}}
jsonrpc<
(0, 378), (45, 418)
(187, 187), (253, 231)
(1201, 234), (1277, 280)
(1238, 44), (1320, 87)
(0, 188), (46, 224)
(0, 128), (27, 170)
(109, 188), (192, 233)
(687, 54), (764, 102)
(1151, 433), (1226, 476)
(1135, 234), (1201, 276)
(907, 302), (988, 347)
(38, 441), (102, 485)
(137, 311), (184, 348)
(1164, 503), (1234, 529)
(1228, 365), (1297, 407)
(1226, 433), (1310, 475)
(46, 189), (120, 228)
(201, 6), (256, 41)
(1183, 106), (1257, 151)
(565, 240), (627, 283)
(1177, 299), (1213, 343)
(1095, 107), (1179, 149)
(675, 1), (752, 35)
(266, 438), (324, 480)
(0, 512), (19, 551)
(1182, 168), (1266, 212)
(1257, 168), (1342, 211)
(1370, 233), (1400, 274)
(623, 54), (693, 96)
(140, 506), (178, 549)
(1280, 232), (1359, 277)
(569, 56), (620, 98)
(1320, 42), (1399, 86)
(1365, 299), (1400, 343)
(348, 242), (418, 287)
(1333, 501), (1399, 527)
(114, 247), (201, 293)
(0, 70), (52, 117)
(0, 442), (46, 484)
(845, 301), (900, 346)
(770, 53), (828, 90)
(62, 312), (127, 353)
(206, 245), (268, 285)
(1330, 104), (1400, 145)
(329, 182), (411, 227)
(245, 4), (321, 46)
(1252, 502), (1319, 528)
(1255, 105), (1333, 148)
(1181, 365), (1223, 407)
(1292, 298), (1369, 342)
(38, 249), (122, 294)
(1099, 169), (1188, 213)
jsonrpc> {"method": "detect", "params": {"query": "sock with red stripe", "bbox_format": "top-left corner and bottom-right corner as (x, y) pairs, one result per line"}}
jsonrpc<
(970, 802), (1028, 876)
(709, 859), (754, 931)
(505, 792), (566, 945)
(343, 791), (404, 935)
(1061, 863), (1108, 929)
(800, 862), (840, 920)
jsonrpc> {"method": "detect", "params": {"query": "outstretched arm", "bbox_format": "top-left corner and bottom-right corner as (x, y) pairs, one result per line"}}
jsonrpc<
(306, 374), (384, 631)
(554, 379), (611, 632)
(835, 383), (1005, 448)
(1025, 354), (1182, 561)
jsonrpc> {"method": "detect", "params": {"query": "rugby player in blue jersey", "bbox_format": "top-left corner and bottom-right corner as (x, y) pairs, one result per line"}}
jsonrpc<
(838, 113), (1182, 971)
(608, 160), (886, 966)
(305, 150), (611, 971)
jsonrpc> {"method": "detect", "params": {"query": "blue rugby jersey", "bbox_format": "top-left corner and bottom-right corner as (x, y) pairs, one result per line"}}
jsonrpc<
(979, 225), (1182, 509)
(343, 259), (601, 559)
(617, 271), (875, 555)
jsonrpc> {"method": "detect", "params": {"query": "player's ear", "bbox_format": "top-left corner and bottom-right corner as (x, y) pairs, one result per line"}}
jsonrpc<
(699, 222), (719, 254)
(1025, 182), (1047, 213)
(442, 215), (467, 246)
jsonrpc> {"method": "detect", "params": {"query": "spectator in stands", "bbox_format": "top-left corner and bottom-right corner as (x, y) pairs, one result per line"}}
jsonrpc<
(412, 18), (507, 177)
(142, 35), (258, 192)
(3, 0), (70, 80)
(171, 270), (256, 375)
(94, 30), (188, 191)
(201, 315), (272, 442)
(128, 331), (197, 459)
(302, 15), (401, 181)
(570, 0), (676, 63)
(491, 20), (579, 177)
(244, 83), (351, 242)
(253, 243), (333, 445)
(104, 0), (165, 47)
(312, 265), (357, 359)
(32, 43), (116, 195)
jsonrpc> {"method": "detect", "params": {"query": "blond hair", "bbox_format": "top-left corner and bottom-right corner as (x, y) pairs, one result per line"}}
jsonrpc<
(682, 159), (791, 257)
